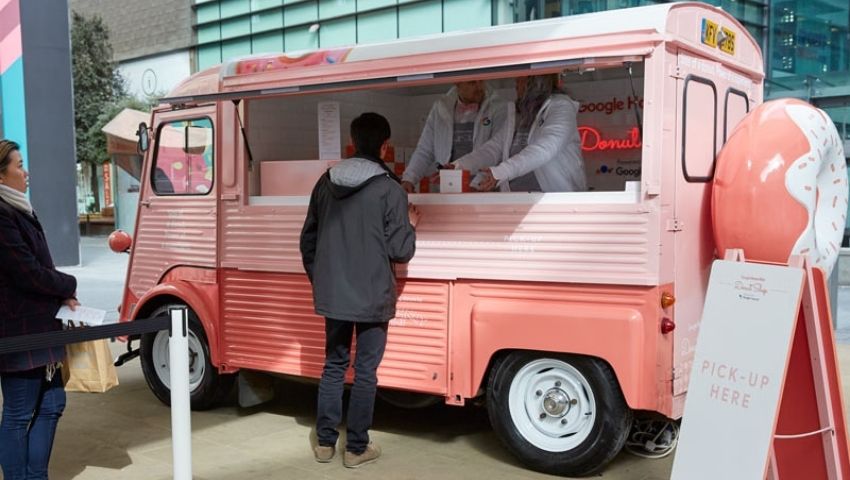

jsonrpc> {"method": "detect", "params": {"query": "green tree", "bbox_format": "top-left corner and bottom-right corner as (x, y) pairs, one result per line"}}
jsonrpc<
(71, 11), (126, 212)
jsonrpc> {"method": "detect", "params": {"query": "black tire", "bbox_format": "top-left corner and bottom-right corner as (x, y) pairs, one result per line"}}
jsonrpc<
(140, 304), (235, 411)
(377, 388), (442, 409)
(487, 352), (632, 477)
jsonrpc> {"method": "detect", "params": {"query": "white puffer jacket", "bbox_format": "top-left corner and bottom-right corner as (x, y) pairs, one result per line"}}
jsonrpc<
(402, 87), (507, 184)
(455, 94), (587, 193)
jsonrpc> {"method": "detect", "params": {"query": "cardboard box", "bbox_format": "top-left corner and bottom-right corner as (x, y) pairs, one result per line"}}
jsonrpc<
(440, 169), (470, 193)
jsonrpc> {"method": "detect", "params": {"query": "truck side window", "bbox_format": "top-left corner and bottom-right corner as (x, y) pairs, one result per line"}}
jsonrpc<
(681, 75), (717, 183)
(151, 118), (214, 195)
(723, 89), (749, 144)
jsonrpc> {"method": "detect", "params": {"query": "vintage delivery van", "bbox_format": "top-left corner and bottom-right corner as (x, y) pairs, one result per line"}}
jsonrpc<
(112, 3), (765, 475)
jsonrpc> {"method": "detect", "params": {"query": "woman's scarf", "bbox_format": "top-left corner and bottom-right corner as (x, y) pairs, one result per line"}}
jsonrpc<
(0, 183), (34, 217)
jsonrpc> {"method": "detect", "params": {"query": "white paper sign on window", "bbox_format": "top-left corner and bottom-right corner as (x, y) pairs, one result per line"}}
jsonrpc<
(318, 102), (341, 160)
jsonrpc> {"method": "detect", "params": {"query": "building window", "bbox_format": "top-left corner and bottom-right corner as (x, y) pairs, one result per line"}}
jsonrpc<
(515, 0), (563, 21)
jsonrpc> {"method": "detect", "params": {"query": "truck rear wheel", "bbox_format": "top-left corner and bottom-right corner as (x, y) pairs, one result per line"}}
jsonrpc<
(487, 352), (631, 477)
(140, 304), (234, 410)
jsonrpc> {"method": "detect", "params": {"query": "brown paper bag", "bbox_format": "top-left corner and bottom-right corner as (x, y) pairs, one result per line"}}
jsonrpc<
(62, 339), (119, 393)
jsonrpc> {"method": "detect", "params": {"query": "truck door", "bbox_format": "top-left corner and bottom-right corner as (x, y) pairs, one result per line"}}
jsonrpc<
(128, 106), (218, 298)
(672, 72), (719, 396)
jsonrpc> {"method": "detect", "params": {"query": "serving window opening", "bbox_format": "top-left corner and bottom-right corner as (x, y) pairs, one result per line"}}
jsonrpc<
(241, 60), (645, 200)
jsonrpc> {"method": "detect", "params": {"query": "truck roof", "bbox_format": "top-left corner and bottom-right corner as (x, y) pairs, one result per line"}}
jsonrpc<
(165, 2), (763, 103)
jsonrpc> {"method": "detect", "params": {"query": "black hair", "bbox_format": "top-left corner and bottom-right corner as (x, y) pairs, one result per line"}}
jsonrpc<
(350, 112), (391, 159)
(0, 140), (20, 175)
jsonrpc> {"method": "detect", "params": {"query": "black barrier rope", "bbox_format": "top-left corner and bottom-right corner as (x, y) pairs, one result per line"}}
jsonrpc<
(0, 315), (171, 355)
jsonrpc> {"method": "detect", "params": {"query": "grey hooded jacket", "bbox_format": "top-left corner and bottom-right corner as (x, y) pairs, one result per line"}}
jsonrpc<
(300, 156), (416, 322)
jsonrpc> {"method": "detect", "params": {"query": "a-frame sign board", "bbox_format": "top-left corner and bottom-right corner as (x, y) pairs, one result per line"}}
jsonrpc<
(672, 250), (850, 480)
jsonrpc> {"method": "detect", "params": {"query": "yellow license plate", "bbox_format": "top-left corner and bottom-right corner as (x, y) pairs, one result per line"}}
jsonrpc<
(701, 18), (719, 48)
(719, 27), (736, 55)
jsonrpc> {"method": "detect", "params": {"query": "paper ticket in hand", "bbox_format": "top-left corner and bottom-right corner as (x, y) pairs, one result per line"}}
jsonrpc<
(56, 306), (107, 326)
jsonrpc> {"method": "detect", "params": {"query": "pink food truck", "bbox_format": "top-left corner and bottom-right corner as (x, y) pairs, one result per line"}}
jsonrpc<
(111, 3), (768, 475)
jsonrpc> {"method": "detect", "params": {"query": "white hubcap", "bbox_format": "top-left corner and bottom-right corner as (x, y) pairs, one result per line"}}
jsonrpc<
(508, 358), (596, 452)
(152, 329), (205, 392)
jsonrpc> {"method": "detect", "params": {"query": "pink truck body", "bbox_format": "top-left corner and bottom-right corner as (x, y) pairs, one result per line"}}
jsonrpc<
(116, 3), (765, 473)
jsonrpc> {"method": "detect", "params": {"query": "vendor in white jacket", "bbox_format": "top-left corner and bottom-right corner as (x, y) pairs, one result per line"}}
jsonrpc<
(453, 75), (588, 193)
(400, 81), (506, 193)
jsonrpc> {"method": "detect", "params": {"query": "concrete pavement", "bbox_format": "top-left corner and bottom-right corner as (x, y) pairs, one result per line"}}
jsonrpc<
(1, 236), (849, 479)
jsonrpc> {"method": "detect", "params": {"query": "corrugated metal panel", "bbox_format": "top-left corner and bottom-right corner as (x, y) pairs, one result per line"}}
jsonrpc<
(128, 197), (217, 297)
(221, 271), (323, 373)
(384, 282), (449, 392)
(406, 204), (654, 284)
(221, 201), (656, 285)
(220, 203), (304, 271)
(221, 270), (449, 394)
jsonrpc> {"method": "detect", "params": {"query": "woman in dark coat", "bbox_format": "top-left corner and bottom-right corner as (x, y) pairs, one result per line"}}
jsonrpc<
(0, 140), (78, 480)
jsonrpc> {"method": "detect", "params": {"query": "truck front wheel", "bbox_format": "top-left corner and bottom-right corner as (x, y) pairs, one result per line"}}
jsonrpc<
(140, 304), (234, 410)
(487, 352), (632, 477)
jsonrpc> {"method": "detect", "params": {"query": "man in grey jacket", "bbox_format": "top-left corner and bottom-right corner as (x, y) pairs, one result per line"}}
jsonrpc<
(300, 112), (419, 468)
(400, 80), (507, 193)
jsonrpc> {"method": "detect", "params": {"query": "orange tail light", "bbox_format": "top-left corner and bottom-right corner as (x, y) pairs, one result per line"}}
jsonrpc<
(661, 292), (675, 309)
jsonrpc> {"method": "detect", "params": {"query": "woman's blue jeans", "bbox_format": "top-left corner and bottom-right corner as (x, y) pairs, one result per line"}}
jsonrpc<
(0, 367), (66, 480)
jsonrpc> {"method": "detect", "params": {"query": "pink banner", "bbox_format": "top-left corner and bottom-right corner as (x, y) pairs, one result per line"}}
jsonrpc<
(0, 0), (21, 75)
(234, 48), (352, 76)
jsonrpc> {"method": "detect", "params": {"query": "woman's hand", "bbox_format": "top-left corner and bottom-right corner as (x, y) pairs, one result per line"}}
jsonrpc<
(401, 181), (415, 194)
(63, 298), (80, 311)
(473, 168), (499, 192)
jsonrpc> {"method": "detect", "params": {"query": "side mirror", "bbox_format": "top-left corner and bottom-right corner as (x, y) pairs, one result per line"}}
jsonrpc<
(108, 230), (133, 254)
(136, 122), (149, 152)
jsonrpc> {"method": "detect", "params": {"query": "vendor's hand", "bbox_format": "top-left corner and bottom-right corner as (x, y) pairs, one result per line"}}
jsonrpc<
(473, 168), (498, 192)
(401, 181), (415, 194)
(408, 203), (421, 228)
(63, 298), (80, 311)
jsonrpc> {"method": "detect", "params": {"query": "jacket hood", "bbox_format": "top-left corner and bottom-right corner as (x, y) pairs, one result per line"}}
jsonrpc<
(437, 85), (498, 115)
(548, 93), (580, 111)
(328, 156), (389, 198)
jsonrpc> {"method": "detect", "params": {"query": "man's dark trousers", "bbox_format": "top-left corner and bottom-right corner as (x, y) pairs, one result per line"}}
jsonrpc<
(316, 318), (389, 454)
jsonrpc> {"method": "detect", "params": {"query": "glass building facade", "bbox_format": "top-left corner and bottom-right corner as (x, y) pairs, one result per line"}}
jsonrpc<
(507, 0), (850, 146)
(193, 0), (495, 71)
(765, 0), (849, 147)
(192, 0), (849, 143)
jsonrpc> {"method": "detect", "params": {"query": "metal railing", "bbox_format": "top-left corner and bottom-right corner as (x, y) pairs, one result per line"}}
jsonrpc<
(0, 308), (193, 480)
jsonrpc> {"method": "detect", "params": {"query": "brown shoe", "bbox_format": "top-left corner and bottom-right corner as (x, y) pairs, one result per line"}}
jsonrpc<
(313, 445), (335, 463)
(343, 442), (381, 468)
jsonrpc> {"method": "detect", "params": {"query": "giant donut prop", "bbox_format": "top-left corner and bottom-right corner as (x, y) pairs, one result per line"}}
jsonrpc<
(712, 98), (848, 275)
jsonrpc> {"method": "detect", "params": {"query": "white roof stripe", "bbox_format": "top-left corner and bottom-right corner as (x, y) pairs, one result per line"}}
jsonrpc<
(222, 3), (690, 78)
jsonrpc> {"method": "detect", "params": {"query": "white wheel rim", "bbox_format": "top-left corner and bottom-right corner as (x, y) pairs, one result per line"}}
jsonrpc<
(508, 358), (597, 452)
(152, 329), (206, 392)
